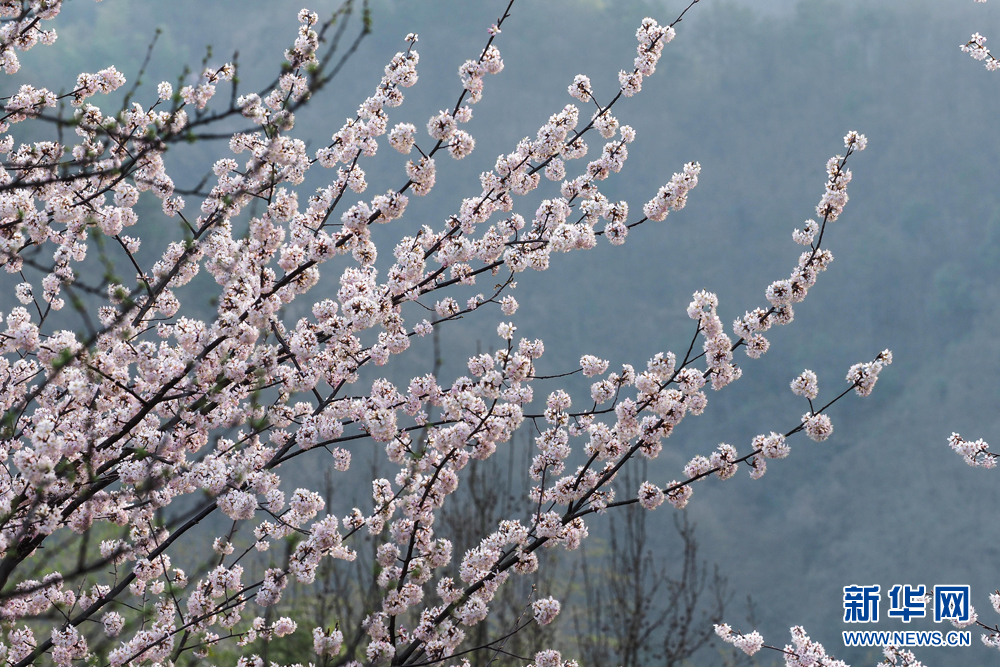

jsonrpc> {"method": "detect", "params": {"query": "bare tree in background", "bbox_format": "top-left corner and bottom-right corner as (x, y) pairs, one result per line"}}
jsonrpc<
(572, 463), (749, 667)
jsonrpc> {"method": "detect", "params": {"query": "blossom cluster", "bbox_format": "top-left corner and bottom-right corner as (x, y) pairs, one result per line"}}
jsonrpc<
(715, 624), (872, 667)
(949, 433), (996, 468)
(961, 32), (1000, 70)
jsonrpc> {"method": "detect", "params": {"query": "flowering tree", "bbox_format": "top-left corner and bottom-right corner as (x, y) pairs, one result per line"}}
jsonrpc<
(941, 0), (1000, 659)
(0, 1), (892, 666)
(961, 0), (1000, 70)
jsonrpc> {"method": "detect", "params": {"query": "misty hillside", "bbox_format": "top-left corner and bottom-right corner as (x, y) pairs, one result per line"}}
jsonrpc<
(7, 0), (1000, 664)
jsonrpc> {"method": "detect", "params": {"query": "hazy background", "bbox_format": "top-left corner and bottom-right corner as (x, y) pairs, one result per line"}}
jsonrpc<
(10, 0), (1000, 664)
